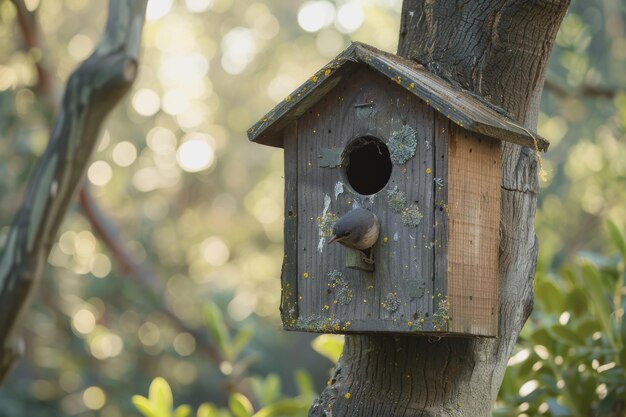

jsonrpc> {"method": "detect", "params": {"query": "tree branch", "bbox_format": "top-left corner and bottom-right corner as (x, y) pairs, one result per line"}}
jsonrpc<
(10, 0), (229, 374)
(77, 185), (226, 364)
(9, 0), (54, 107)
(0, 0), (148, 383)
(544, 77), (622, 99)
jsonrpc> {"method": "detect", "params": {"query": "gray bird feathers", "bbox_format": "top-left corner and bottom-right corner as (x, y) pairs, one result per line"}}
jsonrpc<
(328, 208), (380, 258)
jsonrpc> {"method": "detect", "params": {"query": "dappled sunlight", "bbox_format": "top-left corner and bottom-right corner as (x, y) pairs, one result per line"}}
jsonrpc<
(1, 0), (625, 415)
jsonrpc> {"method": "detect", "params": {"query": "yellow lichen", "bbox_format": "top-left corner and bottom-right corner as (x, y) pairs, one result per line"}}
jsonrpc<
(344, 393), (351, 399)
(303, 272), (309, 279)
(324, 68), (331, 76)
(426, 167), (432, 174)
(285, 95), (292, 102)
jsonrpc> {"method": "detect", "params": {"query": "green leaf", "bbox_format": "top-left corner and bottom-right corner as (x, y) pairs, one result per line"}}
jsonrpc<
(294, 369), (315, 397)
(550, 324), (586, 346)
(251, 374), (281, 406)
(607, 220), (626, 259)
(252, 399), (308, 417)
(311, 334), (344, 363)
(133, 395), (159, 417)
(581, 263), (616, 348)
(535, 279), (564, 313)
(149, 377), (173, 416)
(174, 405), (192, 417)
(204, 303), (233, 360)
(229, 393), (253, 417)
(621, 298), (626, 359)
(232, 325), (253, 359)
(197, 404), (218, 417)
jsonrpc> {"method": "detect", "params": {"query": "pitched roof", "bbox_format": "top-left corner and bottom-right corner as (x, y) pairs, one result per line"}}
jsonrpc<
(248, 42), (548, 151)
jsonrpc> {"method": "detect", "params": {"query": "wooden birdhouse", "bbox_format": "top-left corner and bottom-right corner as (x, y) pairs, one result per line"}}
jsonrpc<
(247, 43), (548, 337)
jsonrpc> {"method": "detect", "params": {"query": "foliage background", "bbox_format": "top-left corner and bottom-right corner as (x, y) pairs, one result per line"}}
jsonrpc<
(0, 0), (624, 416)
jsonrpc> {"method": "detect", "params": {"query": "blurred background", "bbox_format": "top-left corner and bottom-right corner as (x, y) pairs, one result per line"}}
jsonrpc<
(0, 0), (625, 416)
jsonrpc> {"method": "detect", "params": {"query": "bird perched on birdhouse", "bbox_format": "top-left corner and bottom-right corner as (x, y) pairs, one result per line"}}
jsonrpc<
(328, 208), (380, 265)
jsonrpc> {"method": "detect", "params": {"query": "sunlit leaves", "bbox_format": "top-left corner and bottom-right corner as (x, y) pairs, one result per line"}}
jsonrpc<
(310, 334), (343, 364)
(497, 223), (626, 416)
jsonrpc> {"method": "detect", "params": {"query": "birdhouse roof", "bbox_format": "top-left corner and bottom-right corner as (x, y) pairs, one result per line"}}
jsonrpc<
(248, 42), (549, 151)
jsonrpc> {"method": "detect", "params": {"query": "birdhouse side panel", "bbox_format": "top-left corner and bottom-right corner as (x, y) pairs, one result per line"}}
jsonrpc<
(447, 127), (501, 337)
(293, 67), (441, 334)
(280, 122), (299, 329)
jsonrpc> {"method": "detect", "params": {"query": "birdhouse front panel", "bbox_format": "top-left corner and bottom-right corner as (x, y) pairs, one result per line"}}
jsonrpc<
(283, 66), (449, 334)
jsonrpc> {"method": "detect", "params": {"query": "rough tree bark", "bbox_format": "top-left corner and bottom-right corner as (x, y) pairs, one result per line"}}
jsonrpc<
(0, 0), (147, 382)
(309, 1), (570, 416)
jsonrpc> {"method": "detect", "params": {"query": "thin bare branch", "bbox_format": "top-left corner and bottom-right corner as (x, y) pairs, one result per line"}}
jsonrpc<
(77, 185), (225, 364)
(9, 0), (54, 105)
(544, 77), (622, 99)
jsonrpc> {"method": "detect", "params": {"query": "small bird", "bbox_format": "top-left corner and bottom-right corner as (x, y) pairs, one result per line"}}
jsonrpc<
(328, 208), (380, 264)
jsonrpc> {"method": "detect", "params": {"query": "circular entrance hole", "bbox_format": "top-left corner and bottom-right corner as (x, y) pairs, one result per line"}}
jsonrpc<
(343, 136), (392, 195)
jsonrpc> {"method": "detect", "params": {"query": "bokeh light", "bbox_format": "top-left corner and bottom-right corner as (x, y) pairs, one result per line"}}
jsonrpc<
(146, 0), (173, 21)
(297, 1), (335, 33)
(72, 309), (96, 335)
(132, 89), (161, 117)
(112, 141), (138, 167)
(82, 386), (106, 410)
(176, 135), (215, 172)
(335, 3), (364, 33)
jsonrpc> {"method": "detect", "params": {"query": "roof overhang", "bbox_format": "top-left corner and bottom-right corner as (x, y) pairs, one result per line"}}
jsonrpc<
(248, 42), (549, 152)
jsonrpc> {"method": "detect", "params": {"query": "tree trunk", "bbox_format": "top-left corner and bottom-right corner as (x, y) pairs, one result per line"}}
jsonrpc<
(309, 1), (570, 416)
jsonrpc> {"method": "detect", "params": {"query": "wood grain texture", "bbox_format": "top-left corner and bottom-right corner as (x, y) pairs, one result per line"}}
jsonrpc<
(433, 113), (449, 325)
(281, 122), (299, 328)
(0, 0), (147, 382)
(294, 66), (441, 334)
(248, 43), (548, 151)
(447, 127), (500, 336)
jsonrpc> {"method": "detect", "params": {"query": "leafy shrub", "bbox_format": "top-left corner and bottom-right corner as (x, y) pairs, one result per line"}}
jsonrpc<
(495, 221), (626, 416)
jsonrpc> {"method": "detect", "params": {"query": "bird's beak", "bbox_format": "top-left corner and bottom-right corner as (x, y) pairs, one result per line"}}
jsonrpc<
(328, 235), (339, 245)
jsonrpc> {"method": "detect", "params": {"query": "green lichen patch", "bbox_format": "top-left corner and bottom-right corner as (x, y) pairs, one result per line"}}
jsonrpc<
(281, 283), (297, 326)
(387, 187), (407, 213)
(410, 281), (426, 299)
(382, 292), (400, 313)
(407, 313), (424, 332)
(296, 314), (352, 332)
(318, 212), (339, 237)
(328, 270), (353, 305)
(318, 148), (344, 168)
(401, 204), (423, 227)
(388, 125), (417, 165)
(432, 296), (451, 332)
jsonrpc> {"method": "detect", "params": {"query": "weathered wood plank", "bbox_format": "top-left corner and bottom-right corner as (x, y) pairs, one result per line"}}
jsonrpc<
(294, 66), (440, 334)
(447, 127), (500, 336)
(433, 113), (450, 331)
(281, 122), (299, 329)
